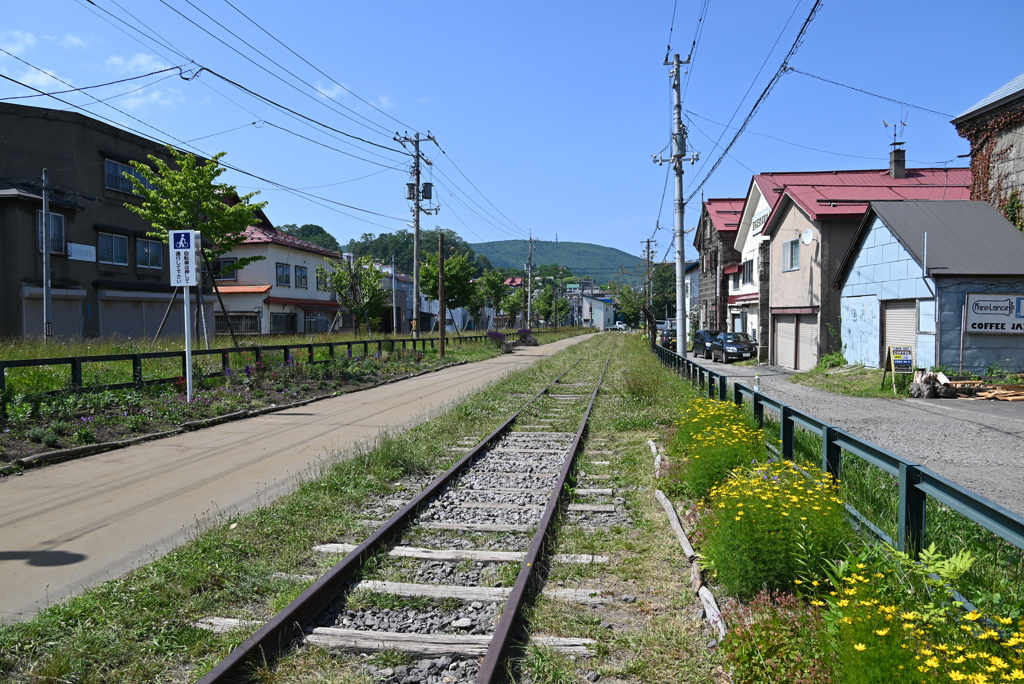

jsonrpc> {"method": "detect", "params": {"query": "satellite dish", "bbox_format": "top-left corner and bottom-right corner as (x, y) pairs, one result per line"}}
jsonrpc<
(801, 229), (814, 245)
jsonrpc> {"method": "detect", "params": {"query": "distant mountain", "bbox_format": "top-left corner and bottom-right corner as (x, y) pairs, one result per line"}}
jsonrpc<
(470, 240), (642, 282)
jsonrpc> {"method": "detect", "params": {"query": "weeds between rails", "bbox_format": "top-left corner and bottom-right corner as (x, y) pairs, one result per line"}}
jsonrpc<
(0, 334), (604, 683)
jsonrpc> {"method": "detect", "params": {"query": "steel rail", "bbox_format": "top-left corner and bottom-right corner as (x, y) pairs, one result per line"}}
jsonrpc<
(196, 348), (597, 684)
(475, 349), (614, 684)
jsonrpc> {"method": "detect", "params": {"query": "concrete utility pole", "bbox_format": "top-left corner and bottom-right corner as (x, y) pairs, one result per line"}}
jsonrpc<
(525, 233), (534, 328)
(438, 231), (446, 360)
(392, 252), (398, 335)
(654, 53), (697, 356)
(41, 169), (52, 342)
(394, 132), (438, 338)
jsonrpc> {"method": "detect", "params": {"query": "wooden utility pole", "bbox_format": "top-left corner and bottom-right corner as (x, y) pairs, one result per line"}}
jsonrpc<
(438, 231), (446, 360)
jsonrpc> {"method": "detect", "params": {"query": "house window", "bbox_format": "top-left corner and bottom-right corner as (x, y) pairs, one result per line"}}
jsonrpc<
(212, 258), (237, 281)
(104, 159), (154, 194)
(731, 272), (740, 290)
(317, 269), (331, 291)
(136, 238), (163, 269)
(295, 265), (308, 288)
(742, 259), (753, 285)
(270, 312), (297, 333)
(276, 263), (291, 286)
(98, 232), (129, 265)
(782, 240), (800, 271)
(36, 211), (66, 255)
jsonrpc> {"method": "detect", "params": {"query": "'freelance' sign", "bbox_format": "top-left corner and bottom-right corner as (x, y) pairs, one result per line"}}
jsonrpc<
(965, 293), (1024, 333)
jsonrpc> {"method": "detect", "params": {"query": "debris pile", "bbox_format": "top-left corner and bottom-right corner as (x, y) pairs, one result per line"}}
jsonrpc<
(912, 371), (1024, 401)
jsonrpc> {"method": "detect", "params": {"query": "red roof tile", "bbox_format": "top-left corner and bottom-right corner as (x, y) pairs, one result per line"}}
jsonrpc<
(704, 197), (746, 234)
(241, 225), (341, 258)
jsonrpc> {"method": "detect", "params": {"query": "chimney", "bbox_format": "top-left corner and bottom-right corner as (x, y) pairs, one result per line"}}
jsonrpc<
(889, 142), (906, 179)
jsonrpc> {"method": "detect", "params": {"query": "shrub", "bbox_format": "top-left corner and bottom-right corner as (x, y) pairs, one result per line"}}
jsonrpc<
(815, 350), (847, 370)
(486, 331), (507, 348)
(26, 427), (47, 443)
(700, 460), (852, 599)
(722, 591), (836, 684)
(518, 328), (532, 341)
(74, 427), (96, 444)
(664, 397), (768, 498)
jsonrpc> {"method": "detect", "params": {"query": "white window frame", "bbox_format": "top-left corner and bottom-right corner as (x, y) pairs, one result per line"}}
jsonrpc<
(136, 238), (163, 269)
(98, 231), (129, 265)
(782, 240), (800, 272)
(213, 258), (237, 281)
(276, 263), (291, 287)
(295, 265), (308, 289)
(36, 210), (66, 255)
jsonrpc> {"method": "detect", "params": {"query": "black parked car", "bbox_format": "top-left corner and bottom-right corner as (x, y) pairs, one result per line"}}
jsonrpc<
(692, 329), (721, 359)
(710, 332), (758, 363)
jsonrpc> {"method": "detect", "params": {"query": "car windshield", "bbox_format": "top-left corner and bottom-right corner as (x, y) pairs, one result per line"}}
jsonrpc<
(724, 333), (752, 342)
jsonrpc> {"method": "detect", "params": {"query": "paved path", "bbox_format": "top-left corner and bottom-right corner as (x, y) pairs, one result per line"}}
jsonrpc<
(683, 351), (1024, 519)
(0, 336), (592, 622)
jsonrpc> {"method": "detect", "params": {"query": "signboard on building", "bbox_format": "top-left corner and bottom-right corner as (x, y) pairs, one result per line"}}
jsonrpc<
(884, 345), (914, 373)
(965, 293), (1024, 334)
(170, 230), (196, 287)
(751, 207), (771, 233)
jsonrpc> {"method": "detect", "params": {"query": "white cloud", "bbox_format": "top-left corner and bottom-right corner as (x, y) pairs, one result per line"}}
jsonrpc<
(18, 67), (64, 90)
(316, 82), (345, 100)
(121, 86), (185, 110)
(378, 94), (396, 109)
(0, 30), (37, 55)
(106, 53), (169, 74)
(59, 34), (87, 50)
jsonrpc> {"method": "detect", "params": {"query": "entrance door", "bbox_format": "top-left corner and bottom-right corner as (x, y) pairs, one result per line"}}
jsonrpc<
(775, 314), (796, 369)
(883, 300), (916, 366)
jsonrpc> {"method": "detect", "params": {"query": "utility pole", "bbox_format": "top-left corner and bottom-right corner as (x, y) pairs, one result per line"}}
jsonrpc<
(394, 132), (438, 338)
(392, 252), (398, 335)
(438, 231), (446, 360)
(41, 169), (52, 342)
(525, 233), (534, 328)
(654, 53), (698, 356)
(642, 239), (654, 311)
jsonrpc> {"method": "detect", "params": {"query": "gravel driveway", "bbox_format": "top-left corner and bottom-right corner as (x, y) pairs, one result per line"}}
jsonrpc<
(681, 352), (1024, 519)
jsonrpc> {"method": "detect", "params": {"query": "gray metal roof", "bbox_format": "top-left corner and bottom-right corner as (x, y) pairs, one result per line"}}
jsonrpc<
(953, 72), (1024, 123)
(833, 201), (1024, 289)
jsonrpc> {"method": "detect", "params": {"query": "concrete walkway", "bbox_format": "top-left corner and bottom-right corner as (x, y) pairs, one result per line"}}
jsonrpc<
(0, 335), (592, 622)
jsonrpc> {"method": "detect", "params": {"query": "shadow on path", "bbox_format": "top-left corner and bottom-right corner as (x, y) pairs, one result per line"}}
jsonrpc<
(0, 550), (88, 566)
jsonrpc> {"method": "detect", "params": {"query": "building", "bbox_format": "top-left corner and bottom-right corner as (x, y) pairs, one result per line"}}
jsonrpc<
(0, 102), (215, 339)
(684, 260), (699, 327)
(834, 201), (1024, 373)
(952, 73), (1024, 215)
(761, 162), (970, 370)
(694, 198), (744, 330)
(214, 225), (344, 335)
(582, 295), (615, 330)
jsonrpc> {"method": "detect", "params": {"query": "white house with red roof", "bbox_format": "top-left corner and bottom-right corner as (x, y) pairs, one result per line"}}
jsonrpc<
(761, 159), (971, 370)
(213, 224), (345, 335)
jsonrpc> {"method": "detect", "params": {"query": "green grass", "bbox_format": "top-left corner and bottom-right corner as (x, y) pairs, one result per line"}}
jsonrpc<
(788, 364), (912, 399)
(0, 334), (604, 683)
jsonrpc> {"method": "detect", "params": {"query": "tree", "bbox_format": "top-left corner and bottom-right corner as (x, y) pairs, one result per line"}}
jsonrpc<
(316, 255), (386, 336)
(500, 290), (522, 327)
(535, 283), (570, 324)
(616, 284), (644, 327)
(278, 223), (341, 252)
(477, 270), (508, 328)
(420, 249), (477, 331)
(652, 262), (677, 319)
(124, 146), (268, 347)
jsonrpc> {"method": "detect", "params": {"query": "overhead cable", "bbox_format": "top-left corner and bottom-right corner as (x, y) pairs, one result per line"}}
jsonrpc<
(0, 62), (184, 101)
(786, 68), (955, 118)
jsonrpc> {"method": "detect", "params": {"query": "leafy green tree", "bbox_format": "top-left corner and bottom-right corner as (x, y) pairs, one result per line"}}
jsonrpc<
(535, 283), (570, 324)
(651, 262), (677, 319)
(278, 223), (341, 252)
(421, 248), (478, 331)
(345, 227), (481, 275)
(478, 270), (508, 328)
(616, 284), (644, 327)
(316, 255), (386, 336)
(500, 290), (523, 327)
(124, 146), (268, 346)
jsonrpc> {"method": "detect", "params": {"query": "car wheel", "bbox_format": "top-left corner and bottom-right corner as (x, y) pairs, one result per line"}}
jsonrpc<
(704, 348), (711, 360)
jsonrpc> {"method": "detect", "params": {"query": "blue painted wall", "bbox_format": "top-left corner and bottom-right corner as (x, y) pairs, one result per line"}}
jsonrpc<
(839, 217), (936, 368)
(937, 278), (1024, 373)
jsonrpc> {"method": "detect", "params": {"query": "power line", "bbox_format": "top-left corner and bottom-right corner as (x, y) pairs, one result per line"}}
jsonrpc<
(687, 0), (823, 204)
(0, 63), (184, 101)
(786, 68), (955, 118)
(261, 120), (407, 169)
(679, 0), (710, 103)
(219, 0), (417, 133)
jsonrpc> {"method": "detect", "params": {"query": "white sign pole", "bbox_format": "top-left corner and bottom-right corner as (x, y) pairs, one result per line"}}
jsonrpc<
(171, 230), (197, 402)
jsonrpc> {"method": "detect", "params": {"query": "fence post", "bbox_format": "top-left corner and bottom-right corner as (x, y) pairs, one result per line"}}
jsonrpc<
(734, 382), (743, 406)
(133, 354), (144, 389)
(781, 405), (794, 459)
(329, 343), (335, 360)
(308, 344), (315, 364)
(347, 342), (353, 358)
(0, 362), (5, 394)
(221, 349), (230, 377)
(752, 391), (764, 425)
(719, 375), (727, 401)
(898, 463), (926, 558)
(363, 341), (369, 356)
(181, 351), (188, 379)
(255, 347), (263, 366)
(378, 340), (383, 355)
(822, 426), (841, 481)
(71, 358), (83, 389)
(698, 368), (705, 391)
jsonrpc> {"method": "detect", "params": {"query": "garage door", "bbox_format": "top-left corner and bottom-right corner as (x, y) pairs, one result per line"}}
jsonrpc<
(775, 314), (796, 369)
(100, 299), (146, 338)
(145, 300), (184, 338)
(796, 314), (819, 371)
(883, 299), (916, 366)
(23, 299), (83, 337)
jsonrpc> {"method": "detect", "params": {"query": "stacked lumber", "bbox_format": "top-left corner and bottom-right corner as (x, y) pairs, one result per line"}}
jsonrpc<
(970, 385), (1024, 402)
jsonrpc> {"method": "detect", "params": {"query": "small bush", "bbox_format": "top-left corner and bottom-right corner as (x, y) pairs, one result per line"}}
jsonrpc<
(41, 431), (61, 448)
(486, 331), (507, 348)
(26, 427), (47, 443)
(722, 591), (836, 683)
(815, 350), (847, 370)
(700, 460), (852, 599)
(664, 397), (768, 498)
(74, 427), (96, 444)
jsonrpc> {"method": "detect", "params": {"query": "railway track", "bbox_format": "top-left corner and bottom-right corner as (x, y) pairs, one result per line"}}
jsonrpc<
(197, 343), (614, 684)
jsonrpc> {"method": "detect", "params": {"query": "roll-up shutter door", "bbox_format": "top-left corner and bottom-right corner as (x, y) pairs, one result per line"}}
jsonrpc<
(23, 299), (83, 337)
(100, 300), (145, 338)
(883, 300), (916, 364)
(145, 300), (184, 337)
(796, 314), (819, 371)
(775, 314), (796, 369)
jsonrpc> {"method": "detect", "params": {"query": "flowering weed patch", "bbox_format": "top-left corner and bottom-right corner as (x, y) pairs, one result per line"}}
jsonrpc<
(701, 460), (853, 599)
(664, 397), (768, 498)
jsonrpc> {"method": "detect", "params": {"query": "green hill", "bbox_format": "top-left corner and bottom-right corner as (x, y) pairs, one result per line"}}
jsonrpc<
(469, 240), (642, 282)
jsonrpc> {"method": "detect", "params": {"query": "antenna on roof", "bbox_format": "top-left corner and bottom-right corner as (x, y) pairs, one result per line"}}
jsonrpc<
(883, 108), (909, 147)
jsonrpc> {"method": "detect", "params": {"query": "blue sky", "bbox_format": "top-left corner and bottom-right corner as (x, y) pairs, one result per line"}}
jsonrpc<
(1, 0), (1021, 268)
